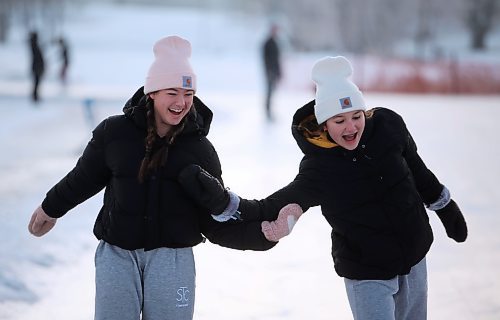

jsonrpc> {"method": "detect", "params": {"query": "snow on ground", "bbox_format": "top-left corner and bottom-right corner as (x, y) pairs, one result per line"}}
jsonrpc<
(1, 2), (500, 319)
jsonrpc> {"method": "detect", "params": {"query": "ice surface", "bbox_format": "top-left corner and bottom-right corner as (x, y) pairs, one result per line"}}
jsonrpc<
(1, 2), (499, 319)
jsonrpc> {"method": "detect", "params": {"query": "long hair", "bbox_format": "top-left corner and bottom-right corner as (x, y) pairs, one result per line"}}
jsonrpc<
(137, 97), (195, 183)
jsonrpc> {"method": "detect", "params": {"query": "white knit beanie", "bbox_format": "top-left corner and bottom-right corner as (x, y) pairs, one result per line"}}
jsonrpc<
(312, 56), (366, 124)
(144, 36), (197, 94)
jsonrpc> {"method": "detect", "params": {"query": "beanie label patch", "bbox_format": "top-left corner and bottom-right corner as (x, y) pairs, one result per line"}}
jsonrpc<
(339, 97), (352, 109)
(182, 76), (193, 88)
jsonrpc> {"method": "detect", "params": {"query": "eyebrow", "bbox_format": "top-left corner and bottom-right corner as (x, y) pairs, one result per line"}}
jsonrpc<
(166, 88), (194, 93)
(332, 111), (362, 120)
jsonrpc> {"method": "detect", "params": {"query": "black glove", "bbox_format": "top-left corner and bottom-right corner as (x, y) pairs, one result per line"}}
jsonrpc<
(435, 199), (468, 243)
(178, 164), (230, 215)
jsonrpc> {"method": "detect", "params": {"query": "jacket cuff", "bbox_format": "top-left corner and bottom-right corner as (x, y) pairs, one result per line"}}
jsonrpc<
(427, 185), (451, 211)
(211, 190), (241, 222)
(41, 198), (62, 219)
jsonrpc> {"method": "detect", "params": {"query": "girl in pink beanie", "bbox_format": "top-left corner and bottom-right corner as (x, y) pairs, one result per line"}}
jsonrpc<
(28, 35), (276, 320)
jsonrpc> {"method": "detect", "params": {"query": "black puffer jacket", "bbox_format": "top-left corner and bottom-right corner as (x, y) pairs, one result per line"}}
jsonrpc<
(240, 101), (443, 279)
(42, 87), (275, 252)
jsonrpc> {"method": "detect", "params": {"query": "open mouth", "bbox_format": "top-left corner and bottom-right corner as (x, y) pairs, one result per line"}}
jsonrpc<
(168, 107), (183, 115)
(343, 132), (357, 142)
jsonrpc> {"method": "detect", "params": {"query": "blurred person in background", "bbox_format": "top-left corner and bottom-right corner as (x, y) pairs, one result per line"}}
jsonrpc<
(56, 36), (70, 84)
(261, 24), (282, 121)
(27, 35), (275, 320)
(178, 56), (468, 320)
(29, 31), (45, 103)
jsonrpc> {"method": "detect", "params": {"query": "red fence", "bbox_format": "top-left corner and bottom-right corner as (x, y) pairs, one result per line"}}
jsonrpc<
(353, 57), (500, 94)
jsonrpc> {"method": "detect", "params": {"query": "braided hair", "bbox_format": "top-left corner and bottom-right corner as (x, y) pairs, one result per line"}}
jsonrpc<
(137, 97), (195, 183)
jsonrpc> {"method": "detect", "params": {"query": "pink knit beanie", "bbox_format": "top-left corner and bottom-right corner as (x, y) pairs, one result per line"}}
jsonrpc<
(144, 36), (197, 94)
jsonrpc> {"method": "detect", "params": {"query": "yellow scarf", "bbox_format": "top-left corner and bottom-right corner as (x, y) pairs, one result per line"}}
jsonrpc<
(298, 115), (337, 149)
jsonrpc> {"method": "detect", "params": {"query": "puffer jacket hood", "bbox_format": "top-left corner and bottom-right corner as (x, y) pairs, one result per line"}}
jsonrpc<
(122, 86), (213, 137)
(292, 100), (328, 155)
(291, 99), (375, 157)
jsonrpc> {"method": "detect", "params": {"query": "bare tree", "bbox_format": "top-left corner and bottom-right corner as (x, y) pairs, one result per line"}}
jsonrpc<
(271, 0), (338, 51)
(465, 0), (498, 50)
(335, 0), (417, 55)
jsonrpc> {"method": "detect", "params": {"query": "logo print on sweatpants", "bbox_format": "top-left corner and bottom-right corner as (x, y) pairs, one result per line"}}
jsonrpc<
(176, 286), (190, 308)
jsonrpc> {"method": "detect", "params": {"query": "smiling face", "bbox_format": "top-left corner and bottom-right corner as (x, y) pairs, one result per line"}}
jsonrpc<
(149, 88), (194, 137)
(324, 110), (365, 150)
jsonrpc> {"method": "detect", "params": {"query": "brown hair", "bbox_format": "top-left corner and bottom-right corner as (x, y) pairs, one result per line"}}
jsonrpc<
(295, 109), (373, 139)
(295, 114), (324, 139)
(137, 97), (194, 183)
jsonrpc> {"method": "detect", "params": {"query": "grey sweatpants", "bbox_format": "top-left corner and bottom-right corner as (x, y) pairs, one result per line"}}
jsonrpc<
(94, 240), (196, 320)
(344, 258), (427, 320)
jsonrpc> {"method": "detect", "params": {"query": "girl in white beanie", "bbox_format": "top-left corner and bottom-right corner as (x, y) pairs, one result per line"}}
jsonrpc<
(27, 35), (276, 320)
(177, 56), (468, 320)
